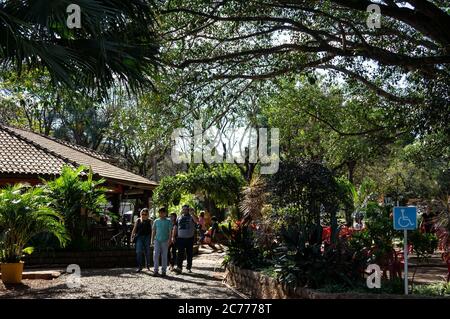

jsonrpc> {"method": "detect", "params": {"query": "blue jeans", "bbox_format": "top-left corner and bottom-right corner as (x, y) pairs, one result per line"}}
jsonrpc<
(199, 229), (206, 242)
(168, 242), (177, 267)
(153, 240), (169, 273)
(136, 235), (151, 269)
(177, 237), (194, 270)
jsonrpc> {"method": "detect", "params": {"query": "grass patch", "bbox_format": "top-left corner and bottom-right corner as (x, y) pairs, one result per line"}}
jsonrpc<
(412, 282), (450, 297)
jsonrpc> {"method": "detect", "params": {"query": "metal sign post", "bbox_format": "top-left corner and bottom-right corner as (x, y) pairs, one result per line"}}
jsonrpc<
(403, 229), (408, 295)
(393, 206), (417, 295)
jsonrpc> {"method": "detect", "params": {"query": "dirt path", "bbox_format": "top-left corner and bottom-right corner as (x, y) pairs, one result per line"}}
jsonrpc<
(0, 247), (242, 299)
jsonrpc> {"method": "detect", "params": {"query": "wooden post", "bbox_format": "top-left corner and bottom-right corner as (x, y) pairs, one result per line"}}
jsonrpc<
(111, 193), (120, 215)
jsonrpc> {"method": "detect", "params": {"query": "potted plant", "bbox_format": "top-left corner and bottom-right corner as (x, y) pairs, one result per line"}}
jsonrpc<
(0, 184), (68, 284)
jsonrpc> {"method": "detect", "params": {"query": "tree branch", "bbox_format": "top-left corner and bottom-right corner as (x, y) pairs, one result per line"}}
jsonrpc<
(318, 65), (421, 104)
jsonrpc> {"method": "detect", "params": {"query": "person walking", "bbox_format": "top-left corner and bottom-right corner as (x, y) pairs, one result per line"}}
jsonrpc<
(204, 216), (220, 250)
(168, 212), (178, 271)
(175, 205), (198, 274)
(131, 208), (152, 273)
(151, 207), (172, 277)
(197, 211), (206, 244)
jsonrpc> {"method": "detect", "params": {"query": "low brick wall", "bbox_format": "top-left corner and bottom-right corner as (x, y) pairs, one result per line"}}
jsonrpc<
(225, 264), (290, 298)
(24, 246), (199, 269)
(224, 264), (442, 299)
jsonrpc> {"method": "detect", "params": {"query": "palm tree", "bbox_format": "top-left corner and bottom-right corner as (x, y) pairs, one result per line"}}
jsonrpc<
(44, 165), (107, 242)
(239, 174), (267, 225)
(0, 0), (160, 95)
(0, 184), (68, 263)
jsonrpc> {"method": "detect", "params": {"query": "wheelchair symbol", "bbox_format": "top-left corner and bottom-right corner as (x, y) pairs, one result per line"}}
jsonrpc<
(398, 209), (414, 228)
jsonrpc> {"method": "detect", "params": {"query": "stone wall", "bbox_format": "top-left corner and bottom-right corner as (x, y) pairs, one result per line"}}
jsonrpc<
(225, 264), (296, 298)
(224, 264), (441, 299)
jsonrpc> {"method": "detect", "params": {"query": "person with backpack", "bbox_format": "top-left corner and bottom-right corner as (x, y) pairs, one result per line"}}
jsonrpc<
(174, 205), (198, 274)
(130, 208), (152, 273)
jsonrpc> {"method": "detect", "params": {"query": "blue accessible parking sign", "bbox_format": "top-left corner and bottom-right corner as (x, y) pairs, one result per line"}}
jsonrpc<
(393, 206), (417, 230)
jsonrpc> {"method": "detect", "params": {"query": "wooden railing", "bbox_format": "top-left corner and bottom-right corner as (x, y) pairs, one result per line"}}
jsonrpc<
(87, 226), (121, 249)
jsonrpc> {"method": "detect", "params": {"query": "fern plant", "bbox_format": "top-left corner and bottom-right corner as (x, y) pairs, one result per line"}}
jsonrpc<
(0, 184), (68, 263)
(44, 165), (108, 243)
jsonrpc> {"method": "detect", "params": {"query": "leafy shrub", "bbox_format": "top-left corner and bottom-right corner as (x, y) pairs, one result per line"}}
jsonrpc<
(408, 230), (438, 258)
(413, 282), (450, 296)
(0, 184), (68, 262)
(274, 230), (367, 289)
(266, 161), (366, 288)
(153, 164), (245, 207)
(44, 165), (108, 245)
(221, 222), (267, 270)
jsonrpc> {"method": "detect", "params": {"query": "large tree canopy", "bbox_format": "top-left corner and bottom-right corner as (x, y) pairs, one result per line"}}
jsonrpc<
(160, 1), (449, 82)
(0, 0), (160, 95)
(158, 0), (449, 134)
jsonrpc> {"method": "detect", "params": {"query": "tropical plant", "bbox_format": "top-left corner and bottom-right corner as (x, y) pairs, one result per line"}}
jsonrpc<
(44, 165), (108, 245)
(272, 209), (367, 289)
(349, 202), (403, 280)
(153, 164), (245, 218)
(265, 160), (367, 288)
(409, 231), (439, 258)
(239, 174), (267, 224)
(0, 0), (159, 95)
(0, 184), (68, 263)
(221, 221), (266, 270)
(268, 160), (340, 244)
(413, 282), (450, 297)
(436, 206), (450, 253)
(335, 177), (356, 226)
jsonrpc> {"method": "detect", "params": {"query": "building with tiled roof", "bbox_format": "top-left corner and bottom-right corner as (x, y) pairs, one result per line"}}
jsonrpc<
(0, 124), (157, 214)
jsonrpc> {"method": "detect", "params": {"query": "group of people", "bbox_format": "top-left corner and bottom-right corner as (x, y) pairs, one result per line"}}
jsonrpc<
(130, 204), (219, 276)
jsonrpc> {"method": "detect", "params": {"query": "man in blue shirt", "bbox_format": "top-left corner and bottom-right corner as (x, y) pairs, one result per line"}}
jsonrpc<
(152, 207), (172, 276)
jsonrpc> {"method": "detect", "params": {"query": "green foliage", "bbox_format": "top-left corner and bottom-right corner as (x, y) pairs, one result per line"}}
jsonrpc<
(221, 222), (266, 270)
(413, 282), (450, 297)
(350, 202), (401, 265)
(408, 231), (438, 258)
(264, 160), (368, 288)
(268, 160), (340, 242)
(153, 175), (183, 206)
(273, 236), (366, 289)
(1, 0), (159, 95)
(44, 165), (108, 245)
(262, 79), (400, 168)
(381, 158), (444, 200)
(160, 0), (449, 145)
(335, 177), (356, 225)
(153, 164), (245, 208)
(0, 184), (68, 262)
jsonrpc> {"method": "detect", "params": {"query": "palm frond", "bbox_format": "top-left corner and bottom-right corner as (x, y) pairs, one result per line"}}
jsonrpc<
(239, 174), (268, 222)
(0, 0), (160, 96)
(0, 184), (68, 262)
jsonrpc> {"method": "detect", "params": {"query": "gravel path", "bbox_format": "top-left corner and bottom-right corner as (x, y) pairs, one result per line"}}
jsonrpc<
(0, 247), (241, 299)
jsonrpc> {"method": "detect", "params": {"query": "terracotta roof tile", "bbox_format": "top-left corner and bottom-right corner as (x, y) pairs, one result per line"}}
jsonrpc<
(0, 125), (157, 188)
(0, 127), (71, 175)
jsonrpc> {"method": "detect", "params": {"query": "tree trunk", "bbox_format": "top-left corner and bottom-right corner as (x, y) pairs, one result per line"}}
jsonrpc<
(347, 160), (356, 184)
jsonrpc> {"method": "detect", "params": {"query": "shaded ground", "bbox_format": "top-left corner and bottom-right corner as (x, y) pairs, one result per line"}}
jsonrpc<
(0, 247), (241, 299)
(405, 254), (448, 284)
(2, 248), (447, 299)
(408, 266), (448, 284)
